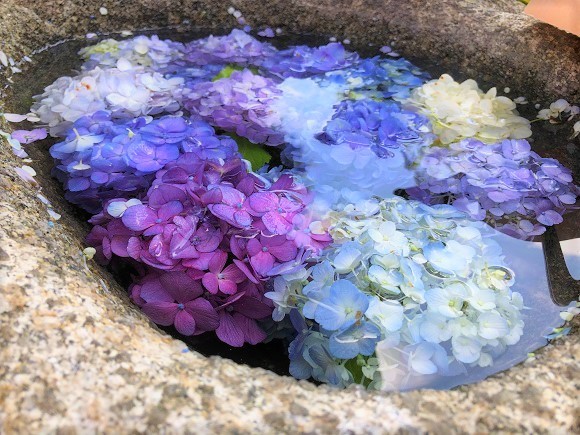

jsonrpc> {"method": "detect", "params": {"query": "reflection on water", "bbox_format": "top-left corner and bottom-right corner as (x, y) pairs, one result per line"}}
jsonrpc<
(386, 228), (578, 391)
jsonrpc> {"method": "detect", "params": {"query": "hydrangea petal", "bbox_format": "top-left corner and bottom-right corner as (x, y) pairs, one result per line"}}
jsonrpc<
(174, 309), (197, 335)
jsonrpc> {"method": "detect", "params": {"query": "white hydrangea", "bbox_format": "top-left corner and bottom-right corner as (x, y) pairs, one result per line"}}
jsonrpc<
(32, 62), (184, 135)
(270, 197), (524, 391)
(326, 198), (524, 390)
(79, 35), (184, 71)
(404, 74), (532, 144)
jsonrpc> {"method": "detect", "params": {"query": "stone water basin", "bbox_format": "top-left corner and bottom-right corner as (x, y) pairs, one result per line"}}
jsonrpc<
(0, 0), (579, 433)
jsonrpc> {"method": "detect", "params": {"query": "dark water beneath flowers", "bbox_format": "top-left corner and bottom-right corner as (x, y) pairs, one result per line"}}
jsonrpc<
(4, 27), (578, 389)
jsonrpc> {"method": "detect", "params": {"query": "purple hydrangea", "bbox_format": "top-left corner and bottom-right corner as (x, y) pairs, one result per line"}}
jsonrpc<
(87, 151), (331, 346)
(183, 29), (277, 67)
(408, 138), (580, 239)
(49, 111), (240, 213)
(184, 69), (284, 146)
(259, 42), (359, 78)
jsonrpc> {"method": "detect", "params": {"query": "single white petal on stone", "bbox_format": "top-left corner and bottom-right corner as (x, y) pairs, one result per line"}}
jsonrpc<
(0, 50), (8, 67)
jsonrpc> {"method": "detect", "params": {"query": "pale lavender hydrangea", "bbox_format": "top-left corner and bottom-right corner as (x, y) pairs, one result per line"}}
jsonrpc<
(408, 138), (579, 239)
(184, 69), (284, 145)
(183, 29), (277, 67)
(80, 35), (186, 71)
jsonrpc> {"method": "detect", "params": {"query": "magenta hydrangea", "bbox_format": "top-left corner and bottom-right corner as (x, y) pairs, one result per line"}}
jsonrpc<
(87, 152), (331, 345)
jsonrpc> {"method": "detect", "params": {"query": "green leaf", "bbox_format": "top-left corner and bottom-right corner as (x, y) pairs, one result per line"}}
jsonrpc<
(344, 358), (365, 385)
(229, 133), (271, 170)
(212, 65), (260, 81)
(212, 65), (245, 81)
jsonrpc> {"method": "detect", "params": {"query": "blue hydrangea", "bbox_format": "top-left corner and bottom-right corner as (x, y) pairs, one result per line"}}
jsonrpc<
(328, 321), (381, 359)
(320, 56), (429, 100)
(50, 111), (239, 213)
(314, 279), (369, 331)
(320, 99), (434, 163)
(260, 42), (359, 79)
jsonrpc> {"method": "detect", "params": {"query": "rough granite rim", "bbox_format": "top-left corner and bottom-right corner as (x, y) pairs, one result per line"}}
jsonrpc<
(0, 1), (578, 433)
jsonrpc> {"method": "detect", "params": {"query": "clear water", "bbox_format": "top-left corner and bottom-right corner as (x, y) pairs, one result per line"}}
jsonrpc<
(3, 28), (578, 390)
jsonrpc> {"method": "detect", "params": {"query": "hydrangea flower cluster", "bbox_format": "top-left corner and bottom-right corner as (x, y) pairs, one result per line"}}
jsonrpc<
(49, 112), (239, 213)
(286, 97), (434, 206)
(86, 152), (331, 345)
(79, 35), (185, 72)
(320, 99), (433, 164)
(260, 42), (359, 78)
(32, 62), (184, 135)
(407, 138), (579, 239)
(183, 29), (277, 67)
(266, 198), (524, 390)
(184, 69), (284, 145)
(320, 56), (430, 100)
(405, 74), (532, 144)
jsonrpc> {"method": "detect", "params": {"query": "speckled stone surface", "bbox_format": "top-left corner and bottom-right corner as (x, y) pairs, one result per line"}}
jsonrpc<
(0, 1), (579, 433)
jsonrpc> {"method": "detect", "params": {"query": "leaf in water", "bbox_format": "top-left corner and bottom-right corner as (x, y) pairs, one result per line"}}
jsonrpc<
(212, 64), (260, 81)
(229, 134), (271, 170)
(545, 326), (571, 341)
(212, 65), (245, 81)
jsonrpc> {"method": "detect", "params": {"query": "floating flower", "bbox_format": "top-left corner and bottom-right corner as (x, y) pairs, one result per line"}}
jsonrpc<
(319, 56), (428, 101)
(184, 69), (284, 146)
(314, 279), (369, 330)
(260, 42), (359, 79)
(48, 113), (239, 213)
(285, 96), (434, 205)
(11, 128), (47, 144)
(139, 272), (220, 336)
(32, 64), (184, 135)
(404, 74), (532, 144)
(269, 197), (524, 390)
(79, 35), (185, 71)
(87, 150), (330, 346)
(408, 138), (579, 239)
(183, 29), (277, 67)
